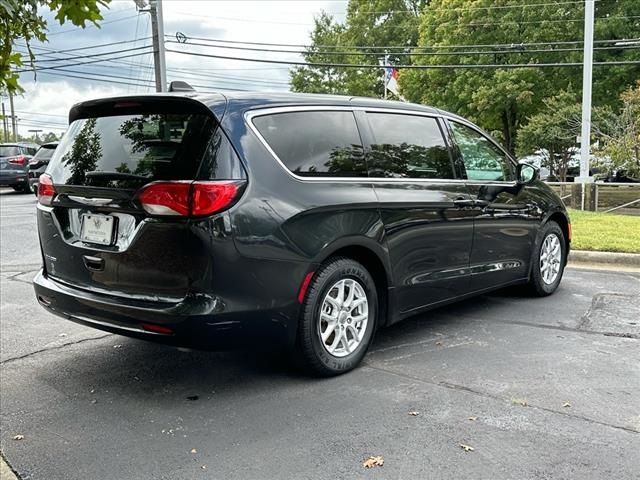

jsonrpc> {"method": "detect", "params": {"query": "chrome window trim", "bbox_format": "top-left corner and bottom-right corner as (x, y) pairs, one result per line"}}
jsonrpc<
(244, 105), (518, 187)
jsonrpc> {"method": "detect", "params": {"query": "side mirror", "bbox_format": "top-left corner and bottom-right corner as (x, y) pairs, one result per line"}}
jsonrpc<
(517, 161), (539, 185)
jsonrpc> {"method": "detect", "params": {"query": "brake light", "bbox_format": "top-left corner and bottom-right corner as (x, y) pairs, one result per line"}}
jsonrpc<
(38, 174), (56, 206)
(137, 180), (245, 217)
(8, 155), (27, 166)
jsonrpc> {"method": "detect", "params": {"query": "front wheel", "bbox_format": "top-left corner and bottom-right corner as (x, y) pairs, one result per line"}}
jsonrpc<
(527, 221), (566, 296)
(294, 257), (378, 376)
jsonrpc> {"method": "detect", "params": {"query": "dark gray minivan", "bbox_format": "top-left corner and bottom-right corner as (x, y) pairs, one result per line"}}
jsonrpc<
(34, 92), (570, 375)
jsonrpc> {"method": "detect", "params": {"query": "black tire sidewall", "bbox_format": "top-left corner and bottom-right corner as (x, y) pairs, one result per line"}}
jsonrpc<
(530, 221), (566, 296)
(298, 258), (378, 375)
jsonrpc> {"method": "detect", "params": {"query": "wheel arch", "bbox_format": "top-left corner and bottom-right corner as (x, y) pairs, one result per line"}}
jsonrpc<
(316, 239), (392, 328)
(545, 210), (571, 262)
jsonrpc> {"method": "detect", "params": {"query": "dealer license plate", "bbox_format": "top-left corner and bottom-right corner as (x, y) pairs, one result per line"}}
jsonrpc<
(80, 214), (115, 246)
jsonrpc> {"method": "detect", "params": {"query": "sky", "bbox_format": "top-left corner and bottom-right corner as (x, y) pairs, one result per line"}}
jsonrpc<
(6, 0), (349, 137)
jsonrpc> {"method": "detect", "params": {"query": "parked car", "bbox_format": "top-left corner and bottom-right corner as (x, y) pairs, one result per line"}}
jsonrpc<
(33, 92), (571, 376)
(0, 143), (38, 192)
(28, 142), (59, 194)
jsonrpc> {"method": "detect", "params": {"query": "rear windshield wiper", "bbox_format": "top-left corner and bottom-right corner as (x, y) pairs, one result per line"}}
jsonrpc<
(85, 171), (151, 181)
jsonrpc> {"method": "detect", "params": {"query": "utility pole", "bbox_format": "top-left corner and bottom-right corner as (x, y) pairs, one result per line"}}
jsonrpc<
(1, 101), (8, 142)
(149, 0), (167, 92)
(9, 91), (17, 141)
(577, 0), (595, 184)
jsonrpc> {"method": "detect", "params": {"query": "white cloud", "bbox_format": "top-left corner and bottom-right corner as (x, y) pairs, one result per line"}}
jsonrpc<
(8, 0), (348, 136)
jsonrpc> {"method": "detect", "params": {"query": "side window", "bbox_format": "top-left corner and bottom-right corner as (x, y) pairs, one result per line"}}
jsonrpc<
(252, 111), (366, 177)
(449, 121), (515, 181)
(366, 113), (453, 179)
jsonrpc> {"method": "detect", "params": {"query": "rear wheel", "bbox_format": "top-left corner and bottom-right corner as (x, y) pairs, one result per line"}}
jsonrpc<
(527, 221), (566, 296)
(294, 257), (378, 376)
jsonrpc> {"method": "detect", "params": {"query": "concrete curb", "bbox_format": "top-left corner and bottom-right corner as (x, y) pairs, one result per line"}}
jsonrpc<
(1, 455), (19, 480)
(569, 250), (640, 269)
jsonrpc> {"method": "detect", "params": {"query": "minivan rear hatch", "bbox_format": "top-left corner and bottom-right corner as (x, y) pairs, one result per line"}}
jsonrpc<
(37, 95), (245, 299)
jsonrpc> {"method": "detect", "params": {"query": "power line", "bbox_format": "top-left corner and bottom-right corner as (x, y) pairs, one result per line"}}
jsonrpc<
(25, 45), (153, 65)
(170, 10), (639, 28)
(14, 48), (154, 73)
(14, 110), (67, 118)
(168, 34), (639, 51)
(34, 70), (154, 88)
(165, 39), (640, 58)
(15, 37), (152, 56)
(48, 12), (140, 36)
(166, 48), (640, 69)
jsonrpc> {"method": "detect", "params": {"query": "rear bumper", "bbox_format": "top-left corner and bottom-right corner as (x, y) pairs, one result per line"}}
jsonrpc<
(33, 270), (297, 350)
(0, 173), (28, 186)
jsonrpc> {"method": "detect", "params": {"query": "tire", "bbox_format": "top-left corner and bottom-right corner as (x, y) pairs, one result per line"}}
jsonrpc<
(527, 221), (566, 296)
(12, 184), (29, 193)
(294, 257), (378, 376)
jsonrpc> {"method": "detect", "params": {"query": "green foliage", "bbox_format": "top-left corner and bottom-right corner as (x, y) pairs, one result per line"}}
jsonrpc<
(567, 208), (640, 253)
(291, 0), (425, 98)
(63, 118), (101, 185)
(17, 130), (60, 144)
(596, 81), (640, 178)
(516, 90), (582, 181)
(0, 0), (110, 94)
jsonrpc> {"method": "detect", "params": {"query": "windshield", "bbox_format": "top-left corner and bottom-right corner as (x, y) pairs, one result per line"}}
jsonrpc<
(0, 146), (21, 157)
(47, 112), (215, 188)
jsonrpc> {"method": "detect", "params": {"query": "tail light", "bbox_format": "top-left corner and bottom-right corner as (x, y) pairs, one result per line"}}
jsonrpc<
(38, 174), (56, 206)
(8, 155), (28, 166)
(137, 180), (246, 217)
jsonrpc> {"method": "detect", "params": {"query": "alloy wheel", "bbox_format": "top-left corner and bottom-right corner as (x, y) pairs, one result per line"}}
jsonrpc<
(318, 278), (369, 358)
(539, 233), (562, 285)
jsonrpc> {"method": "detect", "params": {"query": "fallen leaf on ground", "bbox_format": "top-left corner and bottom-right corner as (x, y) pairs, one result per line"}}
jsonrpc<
(562, 402), (572, 408)
(408, 411), (420, 416)
(201, 465), (207, 470)
(467, 416), (478, 421)
(363, 456), (384, 468)
(58, 333), (67, 337)
(511, 397), (528, 406)
(190, 448), (197, 454)
(435, 341), (443, 346)
(13, 435), (24, 441)
(459, 444), (474, 452)
(113, 344), (122, 349)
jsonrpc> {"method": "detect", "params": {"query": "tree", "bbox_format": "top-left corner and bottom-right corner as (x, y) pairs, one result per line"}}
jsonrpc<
(400, 0), (640, 155)
(0, 0), (110, 93)
(516, 91), (582, 182)
(596, 81), (640, 178)
(291, 0), (425, 98)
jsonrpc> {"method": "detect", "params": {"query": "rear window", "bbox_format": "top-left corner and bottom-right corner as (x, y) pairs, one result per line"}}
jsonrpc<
(0, 146), (21, 157)
(252, 110), (366, 177)
(33, 146), (57, 161)
(47, 113), (215, 187)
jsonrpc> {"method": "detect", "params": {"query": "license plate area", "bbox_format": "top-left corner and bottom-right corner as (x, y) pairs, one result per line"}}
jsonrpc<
(80, 214), (116, 246)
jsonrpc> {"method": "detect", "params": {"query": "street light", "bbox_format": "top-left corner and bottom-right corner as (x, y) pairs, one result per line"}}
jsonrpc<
(28, 129), (43, 143)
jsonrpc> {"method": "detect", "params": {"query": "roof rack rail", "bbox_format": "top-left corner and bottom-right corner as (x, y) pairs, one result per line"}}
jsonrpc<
(168, 81), (195, 92)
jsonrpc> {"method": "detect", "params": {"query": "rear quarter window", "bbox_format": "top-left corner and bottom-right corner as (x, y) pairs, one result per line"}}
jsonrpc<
(252, 110), (366, 177)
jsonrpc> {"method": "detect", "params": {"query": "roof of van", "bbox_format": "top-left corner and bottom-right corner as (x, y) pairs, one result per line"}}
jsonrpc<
(69, 91), (464, 123)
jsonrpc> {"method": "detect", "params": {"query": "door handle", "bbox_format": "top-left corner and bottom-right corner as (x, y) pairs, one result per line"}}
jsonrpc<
(454, 198), (491, 209)
(454, 198), (476, 208)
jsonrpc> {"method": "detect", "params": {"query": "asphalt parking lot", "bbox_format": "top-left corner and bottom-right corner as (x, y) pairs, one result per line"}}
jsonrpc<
(1, 188), (639, 480)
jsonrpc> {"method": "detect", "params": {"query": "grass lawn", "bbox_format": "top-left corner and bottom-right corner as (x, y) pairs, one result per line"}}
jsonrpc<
(567, 208), (640, 253)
